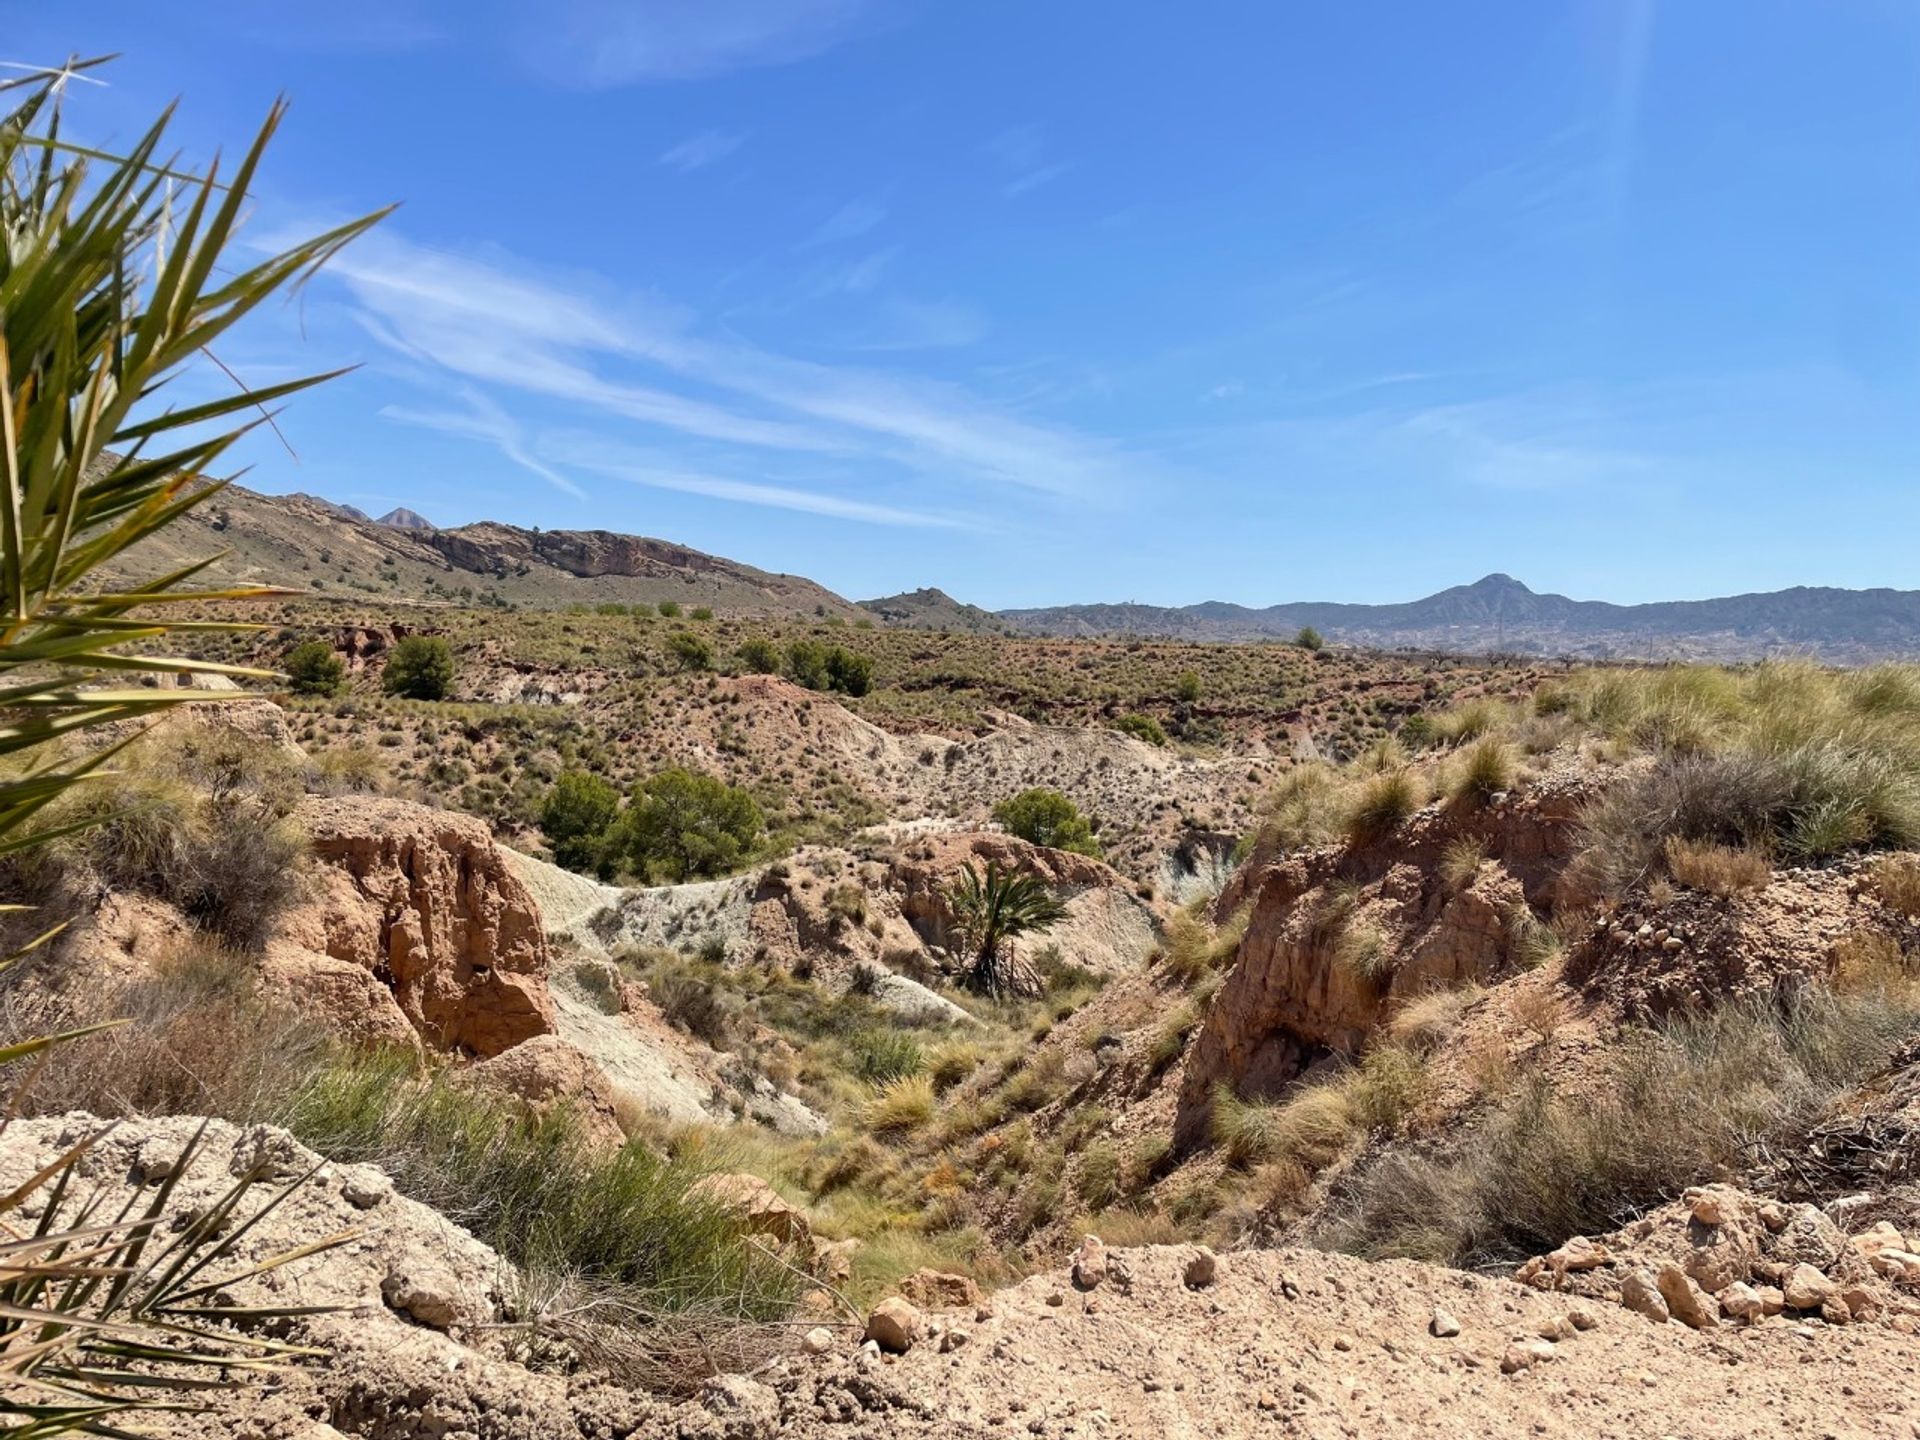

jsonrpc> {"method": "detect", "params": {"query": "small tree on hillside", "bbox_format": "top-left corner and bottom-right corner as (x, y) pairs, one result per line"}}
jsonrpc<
(825, 646), (874, 697)
(283, 640), (346, 697)
(947, 859), (1069, 998)
(541, 770), (620, 876)
(1295, 626), (1325, 651)
(737, 637), (780, 674)
(667, 630), (714, 671)
(616, 767), (764, 881)
(993, 787), (1101, 857)
(1176, 669), (1202, 703)
(382, 635), (454, 700)
(785, 638), (830, 689)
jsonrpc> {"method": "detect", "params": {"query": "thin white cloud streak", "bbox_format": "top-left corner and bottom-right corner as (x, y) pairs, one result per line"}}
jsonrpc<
(544, 436), (974, 528)
(381, 391), (587, 500)
(803, 198), (887, 248)
(1004, 163), (1070, 199)
(533, 0), (884, 84)
(321, 229), (1128, 500)
(658, 129), (748, 172)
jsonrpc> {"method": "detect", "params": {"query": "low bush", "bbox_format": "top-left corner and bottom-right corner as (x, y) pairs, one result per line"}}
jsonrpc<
(283, 639), (347, 697)
(382, 634), (455, 700)
(867, 1074), (936, 1135)
(1345, 769), (1424, 843)
(993, 788), (1101, 857)
(1663, 835), (1770, 896)
(1314, 985), (1920, 1267)
(1115, 713), (1168, 747)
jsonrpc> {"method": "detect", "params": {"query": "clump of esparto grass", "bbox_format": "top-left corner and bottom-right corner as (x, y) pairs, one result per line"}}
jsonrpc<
(1075, 1141), (1122, 1208)
(1344, 768), (1425, 844)
(1313, 984), (1920, 1268)
(1386, 984), (1484, 1053)
(1449, 737), (1516, 805)
(1662, 835), (1771, 896)
(1161, 900), (1250, 986)
(1868, 853), (1920, 919)
(1439, 836), (1486, 893)
(1259, 763), (1352, 853)
(866, 1074), (936, 1135)
(1332, 917), (1395, 985)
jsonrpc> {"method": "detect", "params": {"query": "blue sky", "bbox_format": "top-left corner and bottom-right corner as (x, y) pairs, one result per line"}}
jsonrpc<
(10, 1), (1920, 607)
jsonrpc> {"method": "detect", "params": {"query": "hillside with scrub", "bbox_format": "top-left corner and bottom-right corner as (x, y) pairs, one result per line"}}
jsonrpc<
(9, 59), (1920, 1440)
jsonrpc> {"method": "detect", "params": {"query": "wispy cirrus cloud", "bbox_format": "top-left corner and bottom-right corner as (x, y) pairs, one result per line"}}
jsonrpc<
(531, 0), (891, 85)
(986, 123), (1070, 199)
(294, 227), (1135, 527)
(803, 198), (888, 248)
(657, 129), (748, 173)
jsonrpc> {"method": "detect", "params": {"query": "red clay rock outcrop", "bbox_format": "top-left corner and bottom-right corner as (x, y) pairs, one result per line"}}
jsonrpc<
(272, 796), (555, 1058)
(1175, 775), (1595, 1145)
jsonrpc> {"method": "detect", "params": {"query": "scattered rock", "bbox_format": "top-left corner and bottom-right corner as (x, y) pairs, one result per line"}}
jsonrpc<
(1657, 1265), (1721, 1331)
(1850, 1221), (1908, 1263)
(1566, 1303), (1598, 1332)
(1501, 1339), (1555, 1374)
(1072, 1234), (1109, 1291)
(1718, 1282), (1767, 1322)
(866, 1296), (924, 1354)
(689, 1173), (812, 1248)
(1684, 1184), (1748, 1227)
(899, 1268), (981, 1309)
(1430, 1307), (1462, 1338)
(1620, 1271), (1671, 1325)
(939, 1326), (972, 1353)
(1771, 1206), (1846, 1269)
(380, 1265), (466, 1332)
(1781, 1263), (1837, 1312)
(700, 1374), (779, 1440)
(1183, 1247), (1218, 1289)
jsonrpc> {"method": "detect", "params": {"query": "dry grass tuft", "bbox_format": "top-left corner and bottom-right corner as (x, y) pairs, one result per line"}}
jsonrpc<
(1868, 853), (1920, 919)
(1663, 835), (1771, 896)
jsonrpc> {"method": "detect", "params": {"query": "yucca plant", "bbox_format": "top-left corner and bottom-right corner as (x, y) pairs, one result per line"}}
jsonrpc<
(947, 858), (1068, 998)
(1, 57), (384, 1433)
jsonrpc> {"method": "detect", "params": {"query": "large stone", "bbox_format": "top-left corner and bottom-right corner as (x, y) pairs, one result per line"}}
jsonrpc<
(1657, 1264), (1721, 1331)
(465, 1035), (626, 1150)
(1072, 1234), (1109, 1291)
(866, 1296), (924, 1353)
(1717, 1282), (1767, 1322)
(899, 1268), (981, 1309)
(1849, 1221), (1908, 1264)
(1770, 1206), (1846, 1270)
(689, 1173), (812, 1248)
(1620, 1271), (1670, 1325)
(1782, 1263), (1838, 1311)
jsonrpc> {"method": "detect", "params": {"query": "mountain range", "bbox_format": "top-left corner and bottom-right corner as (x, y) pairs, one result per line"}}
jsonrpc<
(103, 483), (1920, 661)
(998, 573), (1920, 662)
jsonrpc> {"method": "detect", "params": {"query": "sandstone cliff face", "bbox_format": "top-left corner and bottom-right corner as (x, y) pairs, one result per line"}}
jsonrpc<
(1175, 772), (1596, 1145)
(273, 796), (555, 1058)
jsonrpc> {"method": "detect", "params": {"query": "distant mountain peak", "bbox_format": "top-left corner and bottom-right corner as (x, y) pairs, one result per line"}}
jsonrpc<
(1466, 572), (1531, 592)
(378, 506), (435, 531)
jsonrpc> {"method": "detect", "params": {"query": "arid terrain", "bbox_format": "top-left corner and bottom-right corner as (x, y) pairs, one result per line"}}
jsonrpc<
(9, 496), (1920, 1439)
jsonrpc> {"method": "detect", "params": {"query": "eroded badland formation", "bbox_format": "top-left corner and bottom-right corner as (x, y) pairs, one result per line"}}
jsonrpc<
(12, 493), (1920, 1439)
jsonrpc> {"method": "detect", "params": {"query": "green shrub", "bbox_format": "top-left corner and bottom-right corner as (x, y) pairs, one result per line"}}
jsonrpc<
(1450, 737), (1516, 804)
(690, 606), (714, 621)
(848, 1028), (925, 1085)
(615, 768), (764, 882)
(1294, 626), (1325, 651)
(283, 639), (346, 697)
(541, 770), (620, 875)
(658, 600), (683, 618)
(667, 630), (714, 671)
(1115, 713), (1168, 746)
(785, 639), (830, 689)
(1176, 669), (1202, 703)
(993, 788), (1100, 857)
(382, 634), (455, 700)
(737, 637), (780, 674)
(824, 646), (874, 697)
